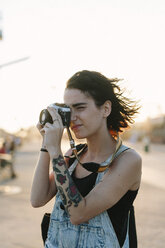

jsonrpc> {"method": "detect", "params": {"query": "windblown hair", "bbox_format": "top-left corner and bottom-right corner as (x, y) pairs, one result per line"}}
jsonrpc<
(66, 70), (140, 134)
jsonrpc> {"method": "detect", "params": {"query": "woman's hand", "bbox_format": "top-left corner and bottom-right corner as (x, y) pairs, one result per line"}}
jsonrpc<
(36, 122), (45, 137)
(42, 107), (64, 158)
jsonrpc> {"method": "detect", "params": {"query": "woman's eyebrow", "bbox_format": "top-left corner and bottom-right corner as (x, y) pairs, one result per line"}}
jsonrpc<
(71, 103), (87, 108)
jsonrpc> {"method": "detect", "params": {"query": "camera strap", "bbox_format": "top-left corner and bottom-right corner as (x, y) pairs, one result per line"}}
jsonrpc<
(66, 127), (123, 173)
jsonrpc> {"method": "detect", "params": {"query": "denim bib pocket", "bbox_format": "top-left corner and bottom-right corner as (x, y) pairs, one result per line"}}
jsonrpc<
(47, 219), (79, 247)
(78, 223), (105, 248)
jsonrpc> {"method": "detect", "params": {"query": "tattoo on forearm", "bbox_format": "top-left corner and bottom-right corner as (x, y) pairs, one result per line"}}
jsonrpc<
(52, 155), (82, 213)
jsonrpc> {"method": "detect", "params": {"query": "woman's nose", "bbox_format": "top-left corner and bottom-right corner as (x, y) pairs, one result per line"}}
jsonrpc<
(71, 110), (77, 121)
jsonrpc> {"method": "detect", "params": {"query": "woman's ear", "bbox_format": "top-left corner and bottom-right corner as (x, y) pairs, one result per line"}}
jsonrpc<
(103, 100), (112, 117)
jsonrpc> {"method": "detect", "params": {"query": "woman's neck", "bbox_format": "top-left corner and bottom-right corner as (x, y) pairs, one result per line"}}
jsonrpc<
(85, 131), (117, 162)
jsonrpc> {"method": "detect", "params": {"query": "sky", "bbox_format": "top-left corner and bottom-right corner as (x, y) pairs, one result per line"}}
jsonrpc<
(0, 0), (165, 133)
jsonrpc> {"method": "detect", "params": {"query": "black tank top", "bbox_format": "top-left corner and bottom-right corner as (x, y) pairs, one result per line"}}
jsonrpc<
(72, 171), (138, 248)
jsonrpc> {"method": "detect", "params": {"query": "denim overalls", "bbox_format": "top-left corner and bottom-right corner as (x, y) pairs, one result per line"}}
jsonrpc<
(45, 145), (130, 248)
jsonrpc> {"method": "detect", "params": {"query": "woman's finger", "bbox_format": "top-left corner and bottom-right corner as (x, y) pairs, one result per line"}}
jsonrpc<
(40, 127), (45, 133)
(47, 107), (63, 126)
(43, 122), (54, 132)
(36, 121), (43, 129)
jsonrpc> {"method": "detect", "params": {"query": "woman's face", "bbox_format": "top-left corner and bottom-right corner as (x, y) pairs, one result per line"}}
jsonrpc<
(64, 89), (106, 139)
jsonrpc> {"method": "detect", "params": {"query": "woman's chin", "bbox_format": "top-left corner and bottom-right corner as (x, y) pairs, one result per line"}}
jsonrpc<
(73, 131), (86, 140)
(75, 134), (85, 139)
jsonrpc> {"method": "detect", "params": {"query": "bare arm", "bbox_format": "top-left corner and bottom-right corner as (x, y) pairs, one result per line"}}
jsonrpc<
(30, 121), (58, 208)
(30, 150), (57, 207)
(30, 121), (72, 208)
(52, 155), (83, 214)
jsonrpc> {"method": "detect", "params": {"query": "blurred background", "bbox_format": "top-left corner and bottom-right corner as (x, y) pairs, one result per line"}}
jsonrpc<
(0, 0), (165, 248)
(0, 0), (165, 136)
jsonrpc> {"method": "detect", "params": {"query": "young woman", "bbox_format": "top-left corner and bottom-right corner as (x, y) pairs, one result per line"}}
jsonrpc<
(31, 70), (142, 248)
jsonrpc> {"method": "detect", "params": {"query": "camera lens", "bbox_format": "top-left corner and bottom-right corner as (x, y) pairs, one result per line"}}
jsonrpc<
(39, 109), (53, 125)
(41, 112), (46, 122)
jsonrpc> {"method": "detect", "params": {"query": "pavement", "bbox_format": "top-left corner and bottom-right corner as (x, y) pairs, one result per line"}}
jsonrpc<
(0, 138), (165, 248)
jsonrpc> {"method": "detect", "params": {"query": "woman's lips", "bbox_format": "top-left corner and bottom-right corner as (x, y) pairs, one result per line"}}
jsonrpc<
(71, 124), (82, 131)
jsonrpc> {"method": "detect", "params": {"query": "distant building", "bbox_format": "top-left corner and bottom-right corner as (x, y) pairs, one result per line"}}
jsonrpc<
(149, 116), (165, 143)
(122, 115), (165, 144)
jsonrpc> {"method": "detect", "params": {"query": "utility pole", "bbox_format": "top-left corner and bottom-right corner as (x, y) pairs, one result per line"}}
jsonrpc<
(0, 10), (30, 68)
(0, 57), (30, 69)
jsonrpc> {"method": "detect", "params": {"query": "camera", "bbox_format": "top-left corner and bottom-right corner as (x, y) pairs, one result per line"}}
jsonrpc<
(39, 103), (71, 127)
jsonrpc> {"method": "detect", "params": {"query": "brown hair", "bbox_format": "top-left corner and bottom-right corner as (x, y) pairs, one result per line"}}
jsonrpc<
(66, 70), (140, 134)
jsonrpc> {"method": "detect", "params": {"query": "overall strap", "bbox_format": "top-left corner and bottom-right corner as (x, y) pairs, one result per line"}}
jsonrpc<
(96, 144), (131, 248)
(96, 144), (130, 184)
(114, 144), (130, 160)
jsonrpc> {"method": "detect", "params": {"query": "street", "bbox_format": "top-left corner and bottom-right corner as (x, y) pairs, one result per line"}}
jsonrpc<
(0, 138), (165, 248)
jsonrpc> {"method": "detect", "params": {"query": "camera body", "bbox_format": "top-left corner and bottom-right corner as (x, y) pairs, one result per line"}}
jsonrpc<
(39, 103), (71, 127)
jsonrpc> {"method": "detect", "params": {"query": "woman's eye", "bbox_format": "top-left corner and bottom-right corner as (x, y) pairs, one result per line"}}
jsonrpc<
(77, 106), (85, 110)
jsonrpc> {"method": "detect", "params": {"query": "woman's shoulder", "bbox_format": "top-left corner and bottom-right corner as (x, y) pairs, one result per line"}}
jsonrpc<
(118, 143), (142, 162)
(109, 146), (142, 191)
(112, 145), (142, 175)
(123, 146), (142, 166)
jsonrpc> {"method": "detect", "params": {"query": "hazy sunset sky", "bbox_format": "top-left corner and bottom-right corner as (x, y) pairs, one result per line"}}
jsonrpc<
(0, 0), (165, 132)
